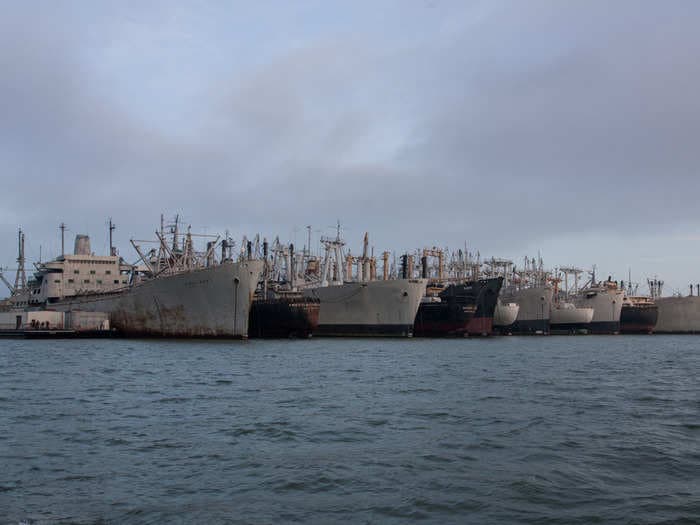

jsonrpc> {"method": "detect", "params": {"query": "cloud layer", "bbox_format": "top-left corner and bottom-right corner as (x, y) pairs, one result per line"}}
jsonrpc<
(2, 1), (699, 292)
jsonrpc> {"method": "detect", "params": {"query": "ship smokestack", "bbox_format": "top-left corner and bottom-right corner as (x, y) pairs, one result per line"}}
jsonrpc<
(289, 243), (295, 288)
(400, 254), (408, 279)
(421, 256), (428, 279)
(74, 234), (91, 256)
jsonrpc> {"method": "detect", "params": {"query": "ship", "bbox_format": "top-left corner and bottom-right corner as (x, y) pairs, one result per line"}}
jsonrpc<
(249, 293), (320, 338)
(572, 272), (624, 334)
(467, 277), (503, 335)
(306, 232), (426, 337)
(413, 277), (503, 337)
(311, 279), (426, 336)
(618, 275), (658, 334)
(549, 267), (594, 334)
(620, 296), (658, 334)
(487, 257), (553, 335)
(248, 238), (320, 338)
(649, 279), (700, 333)
(2, 218), (264, 338)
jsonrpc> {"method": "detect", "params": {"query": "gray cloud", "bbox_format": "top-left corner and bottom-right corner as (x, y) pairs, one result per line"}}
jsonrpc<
(1, 1), (699, 290)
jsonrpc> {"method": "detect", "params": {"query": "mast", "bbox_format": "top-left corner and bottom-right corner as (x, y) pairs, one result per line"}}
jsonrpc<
(59, 222), (66, 257)
(306, 225), (312, 257)
(172, 214), (179, 252)
(109, 218), (116, 256)
(14, 228), (26, 292)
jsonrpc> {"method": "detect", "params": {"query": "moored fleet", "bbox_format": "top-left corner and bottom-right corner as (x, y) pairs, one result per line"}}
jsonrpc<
(1, 216), (699, 338)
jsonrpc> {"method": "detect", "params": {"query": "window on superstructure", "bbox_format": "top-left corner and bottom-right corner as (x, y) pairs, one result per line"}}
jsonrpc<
(73, 270), (79, 274)
(106, 270), (111, 275)
(83, 279), (90, 284)
(68, 279), (74, 284)
(96, 280), (102, 284)
(54, 280), (60, 284)
(114, 280), (119, 284)
(90, 270), (96, 275)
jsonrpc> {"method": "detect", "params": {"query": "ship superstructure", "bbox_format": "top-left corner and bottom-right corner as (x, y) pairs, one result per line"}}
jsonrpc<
(549, 267), (594, 334)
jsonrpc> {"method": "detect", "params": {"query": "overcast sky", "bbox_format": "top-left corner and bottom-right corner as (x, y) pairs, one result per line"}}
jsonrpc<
(2, 1), (699, 295)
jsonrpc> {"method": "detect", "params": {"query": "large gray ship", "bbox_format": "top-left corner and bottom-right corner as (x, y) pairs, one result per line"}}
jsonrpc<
(311, 279), (426, 336)
(487, 257), (553, 334)
(572, 275), (624, 334)
(501, 286), (554, 334)
(278, 231), (426, 337)
(3, 219), (263, 338)
(649, 279), (700, 333)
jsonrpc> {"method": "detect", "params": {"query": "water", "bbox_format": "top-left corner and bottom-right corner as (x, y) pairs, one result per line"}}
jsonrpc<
(1, 336), (699, 524)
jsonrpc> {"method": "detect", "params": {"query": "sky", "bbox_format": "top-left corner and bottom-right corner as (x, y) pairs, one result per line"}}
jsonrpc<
(2, 0), (700, 295)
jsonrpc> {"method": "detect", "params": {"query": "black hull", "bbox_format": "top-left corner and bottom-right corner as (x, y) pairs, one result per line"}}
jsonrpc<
(413, 277), (502, 337)
(588, 321), (621, 335)
(248, 297), (320, 339)
(414, 303), (475, 337)
(620, 305), (658, 334)
(467, 276), (502, 336)
(549, 323), (591, 335)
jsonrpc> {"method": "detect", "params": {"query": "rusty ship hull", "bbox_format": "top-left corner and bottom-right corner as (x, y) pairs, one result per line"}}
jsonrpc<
(310, 279), (427, 337)
(249, 294), (320, 338)
(51, 260), (264, 338)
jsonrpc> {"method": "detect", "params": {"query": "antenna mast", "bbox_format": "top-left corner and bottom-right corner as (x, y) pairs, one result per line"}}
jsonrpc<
(60, 222), (66, 256)
(14, 228), (27, 292)
(306, 225), (312, 256)
(109, 218), (116, 256)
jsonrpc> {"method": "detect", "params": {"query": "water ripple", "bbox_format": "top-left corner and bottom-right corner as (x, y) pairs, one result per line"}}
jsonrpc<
(1, 336), (699, 524)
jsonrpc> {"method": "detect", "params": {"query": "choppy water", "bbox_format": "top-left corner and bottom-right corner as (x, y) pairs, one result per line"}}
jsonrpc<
(1, 336), (699, 524)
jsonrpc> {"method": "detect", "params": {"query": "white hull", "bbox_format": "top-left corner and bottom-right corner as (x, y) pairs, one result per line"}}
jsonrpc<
(494, 301), (519, 327)
(549, 302), (594, 331)
(310, 279), (427, 336)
